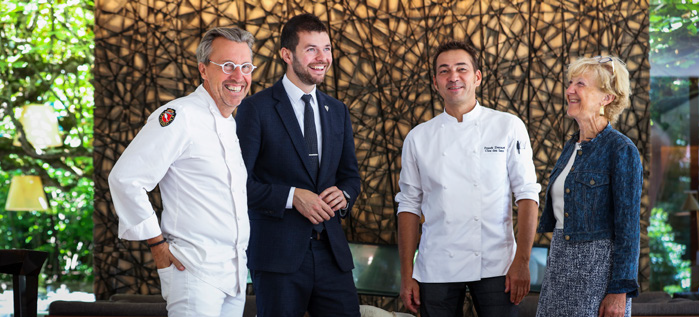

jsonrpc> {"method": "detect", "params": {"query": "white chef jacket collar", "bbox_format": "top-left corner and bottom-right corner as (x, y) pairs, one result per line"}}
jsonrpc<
(441, 100), (482, 123)
(195, 85), (233, 120)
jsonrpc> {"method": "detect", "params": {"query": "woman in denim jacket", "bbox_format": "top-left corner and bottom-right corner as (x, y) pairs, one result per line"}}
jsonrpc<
(535, 56), (642, 317)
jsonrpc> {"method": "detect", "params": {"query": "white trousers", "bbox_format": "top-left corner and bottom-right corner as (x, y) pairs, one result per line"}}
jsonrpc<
(158, 265), (246, 317)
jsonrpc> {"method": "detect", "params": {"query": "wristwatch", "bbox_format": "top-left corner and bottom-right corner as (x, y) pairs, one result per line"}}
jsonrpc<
(340, 190), (351, 213)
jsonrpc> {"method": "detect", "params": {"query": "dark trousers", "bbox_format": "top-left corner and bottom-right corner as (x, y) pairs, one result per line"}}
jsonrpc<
(251, 238), (360, 317)
(419, 276), (518, 317)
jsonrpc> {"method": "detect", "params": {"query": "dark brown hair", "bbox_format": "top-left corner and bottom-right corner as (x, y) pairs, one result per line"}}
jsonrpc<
(432, 40), (479, 75)
(280, 13), (328, 52)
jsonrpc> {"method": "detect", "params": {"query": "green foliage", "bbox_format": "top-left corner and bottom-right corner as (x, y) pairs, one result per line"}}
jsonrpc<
(649, 77), (692, 251)
(649, 208), (690, 293)
(650, 0), (699, 70)
(648, 0), (696, 292)
(0, 0), (94, 286)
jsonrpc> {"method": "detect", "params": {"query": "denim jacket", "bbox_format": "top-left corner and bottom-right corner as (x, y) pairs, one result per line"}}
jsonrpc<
(537, 124), (642, 296)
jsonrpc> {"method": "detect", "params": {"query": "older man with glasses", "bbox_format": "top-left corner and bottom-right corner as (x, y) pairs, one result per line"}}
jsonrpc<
(109, 27), (256, 317)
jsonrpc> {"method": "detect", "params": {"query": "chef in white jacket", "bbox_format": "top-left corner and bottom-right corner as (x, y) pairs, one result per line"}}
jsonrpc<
(395, 40), (541, 317)
(108, 27), (256, 317)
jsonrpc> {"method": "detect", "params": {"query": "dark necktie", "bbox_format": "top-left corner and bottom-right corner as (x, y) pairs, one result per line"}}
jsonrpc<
(301, 94), (324, 233)
(302, 94), (319, 178)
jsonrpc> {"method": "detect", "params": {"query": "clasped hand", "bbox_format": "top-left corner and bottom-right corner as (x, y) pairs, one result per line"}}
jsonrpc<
(294, 186), (347, 224)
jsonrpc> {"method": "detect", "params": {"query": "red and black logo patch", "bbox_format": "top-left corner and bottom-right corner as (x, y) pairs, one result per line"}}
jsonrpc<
(159, 108), (176, 127)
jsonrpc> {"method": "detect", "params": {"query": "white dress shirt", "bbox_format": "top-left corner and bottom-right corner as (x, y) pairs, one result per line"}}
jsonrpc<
(395, 102), (541, 283)
(282, 75), (323, 208)
(109, 85), (250, 296)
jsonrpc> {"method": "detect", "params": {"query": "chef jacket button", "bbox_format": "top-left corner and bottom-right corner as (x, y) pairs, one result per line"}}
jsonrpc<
(474, 216), (479, 221)
(577, 150), (582, 156)
(475, 252), (480, 256)
(443, 186), (447, 190)
(565, 188), (570, 194)
(564, 212), (569, 217)
(589, 179), (596, 185)
(240, 162), (244, 166)
(565, 235), (571, 240)
(449, 252), (454, 258)
(442, 152), (447, 156)
(570, 167), (575, 172)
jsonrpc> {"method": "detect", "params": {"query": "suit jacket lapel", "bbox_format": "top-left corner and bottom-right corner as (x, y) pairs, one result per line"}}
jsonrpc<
(272, 81), (317, 183)
(316, 91), (333, 183)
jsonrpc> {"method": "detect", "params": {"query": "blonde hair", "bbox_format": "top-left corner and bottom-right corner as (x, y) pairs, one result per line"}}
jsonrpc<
(566, 56), (631, 124)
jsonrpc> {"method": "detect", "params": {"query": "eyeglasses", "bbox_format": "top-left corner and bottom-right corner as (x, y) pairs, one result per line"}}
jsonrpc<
(209, 60), (257, 75)
(593, 55), (624, 74)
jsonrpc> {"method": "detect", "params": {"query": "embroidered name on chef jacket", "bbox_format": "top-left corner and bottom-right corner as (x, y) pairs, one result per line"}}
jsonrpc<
(159, 108), (176, 127)
(483, 145), (505, 153)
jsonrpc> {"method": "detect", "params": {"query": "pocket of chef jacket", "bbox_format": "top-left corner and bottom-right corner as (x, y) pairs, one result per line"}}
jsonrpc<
(156, 265), (174, 301)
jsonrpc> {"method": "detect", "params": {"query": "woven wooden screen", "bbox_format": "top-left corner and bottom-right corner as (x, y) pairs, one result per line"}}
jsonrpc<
(94, 0), (651, 309)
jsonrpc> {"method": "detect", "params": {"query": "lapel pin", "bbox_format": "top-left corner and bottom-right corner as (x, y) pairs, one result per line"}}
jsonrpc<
(324, 105), (329, 112)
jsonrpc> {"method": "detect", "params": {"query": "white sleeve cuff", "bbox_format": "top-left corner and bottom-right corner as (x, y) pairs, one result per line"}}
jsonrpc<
(286, 187), (296, 209)
(396, 208), (422, 217)
(118, 213), (162, 241)
(514, 189), (541, 206)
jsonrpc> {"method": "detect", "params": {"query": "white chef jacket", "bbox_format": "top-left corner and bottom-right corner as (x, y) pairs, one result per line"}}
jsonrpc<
(395, 102), (540, 283)
(108, 85), (250, 296)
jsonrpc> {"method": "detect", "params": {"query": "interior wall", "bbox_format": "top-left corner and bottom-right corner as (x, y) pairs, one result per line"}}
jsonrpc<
(93, 0), (651, 303)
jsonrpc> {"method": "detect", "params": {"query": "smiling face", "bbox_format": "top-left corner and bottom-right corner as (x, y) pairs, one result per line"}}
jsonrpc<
(566, 71), (611, 120)
(281, 31), (332, 93)
(199, 38), (252, 117)
(432, 49), (482, 111)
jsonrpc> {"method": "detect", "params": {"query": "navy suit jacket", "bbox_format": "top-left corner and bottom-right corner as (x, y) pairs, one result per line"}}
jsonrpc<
(236, 79), (361, 274)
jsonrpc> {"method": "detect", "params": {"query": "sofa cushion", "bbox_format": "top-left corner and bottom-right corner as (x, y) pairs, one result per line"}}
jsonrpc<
(49, 295), (257, 317)
(48, 300), (167, 316)
(633, 291), (672, 303)
(109, 294), (165, 303)
(631, 298), (699, 316)
(358, 305), (415, 317)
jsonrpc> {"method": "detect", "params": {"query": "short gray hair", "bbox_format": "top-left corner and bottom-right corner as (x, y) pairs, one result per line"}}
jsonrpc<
(196, 27), (254, 64)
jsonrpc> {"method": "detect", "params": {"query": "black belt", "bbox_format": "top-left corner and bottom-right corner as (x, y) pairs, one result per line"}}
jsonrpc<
(311, 230), (327, 240)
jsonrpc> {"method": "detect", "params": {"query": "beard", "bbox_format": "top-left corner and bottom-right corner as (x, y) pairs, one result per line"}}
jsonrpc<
(291, 55), (326, 86)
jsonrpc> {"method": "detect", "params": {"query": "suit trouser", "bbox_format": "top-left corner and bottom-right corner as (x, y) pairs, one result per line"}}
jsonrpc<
(158, 265), (246, 317)
(419, 276), (518, 317)
(252, 237), (361, 317)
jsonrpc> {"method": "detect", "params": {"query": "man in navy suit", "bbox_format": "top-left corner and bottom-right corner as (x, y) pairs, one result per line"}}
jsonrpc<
(236, 13), (361, 317)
